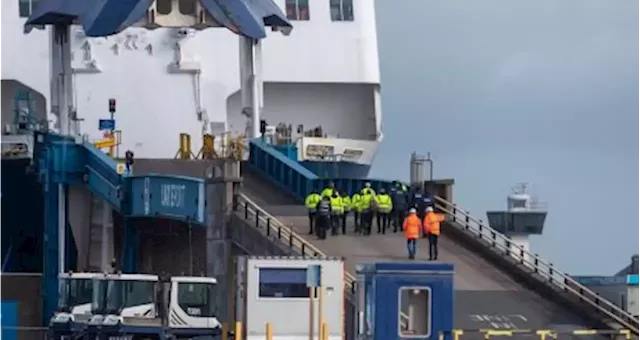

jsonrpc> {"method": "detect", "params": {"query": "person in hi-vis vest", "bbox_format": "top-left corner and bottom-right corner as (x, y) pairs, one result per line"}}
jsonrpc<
(423, 206), (445, 260)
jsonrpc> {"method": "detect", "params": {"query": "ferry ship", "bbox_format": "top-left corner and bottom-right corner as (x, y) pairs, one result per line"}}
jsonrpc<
(1, 0), (382, 273)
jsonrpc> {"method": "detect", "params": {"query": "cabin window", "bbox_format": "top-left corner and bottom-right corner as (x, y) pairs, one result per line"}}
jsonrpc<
(156, 0), (172, 15)
(18, 0), (41, 18)
(330, 0), (354, 22)
(398, 287), (431, 338)
(178, 0), (196, 15)
(286, 0), (310, 21)
(258, 267), (317, 298)
(177, 282), (216, 317)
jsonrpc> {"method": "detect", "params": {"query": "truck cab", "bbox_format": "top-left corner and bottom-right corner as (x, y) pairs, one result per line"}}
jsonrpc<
(49, 272), (102, 336)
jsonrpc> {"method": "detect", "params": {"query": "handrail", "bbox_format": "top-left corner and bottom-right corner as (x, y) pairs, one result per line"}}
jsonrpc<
(236, 194), (358, 290)
(433, 196), (639, 334)
(236, 193), (411, 328)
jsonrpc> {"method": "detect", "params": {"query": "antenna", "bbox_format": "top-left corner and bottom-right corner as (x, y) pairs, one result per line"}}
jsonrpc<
(511, 182), (529, 195)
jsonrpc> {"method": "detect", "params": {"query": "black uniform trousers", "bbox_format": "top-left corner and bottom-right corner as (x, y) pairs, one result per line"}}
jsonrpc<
(376, 212), (389, 234)
(360, 210), (373, 235)
(428, 233), (439, 260)
(308, 211), (316, 234)
(316, 215), (329, 239)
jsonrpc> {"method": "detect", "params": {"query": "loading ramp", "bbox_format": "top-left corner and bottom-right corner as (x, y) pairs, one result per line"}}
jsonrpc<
(239, 166), (598, 330)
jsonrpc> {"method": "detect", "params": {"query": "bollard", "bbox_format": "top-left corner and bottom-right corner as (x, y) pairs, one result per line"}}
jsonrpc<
(235, 321), (243, 340)
(266, 322), (273, 340)
(321, 323), (329, 340)
(222, 323), (229, 340)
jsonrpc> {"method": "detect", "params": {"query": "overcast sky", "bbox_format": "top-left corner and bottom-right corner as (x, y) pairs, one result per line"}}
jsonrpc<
(371, 0), (638, 275)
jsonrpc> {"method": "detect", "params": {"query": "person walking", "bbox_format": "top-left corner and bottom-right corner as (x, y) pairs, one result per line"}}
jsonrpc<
(315, 196), (332, 240)
(423, 207), (445, 260)
(304, 191), (321, 235)
(402, 208), (422, 259)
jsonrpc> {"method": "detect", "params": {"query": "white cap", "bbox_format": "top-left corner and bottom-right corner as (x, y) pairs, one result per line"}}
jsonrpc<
(409, 208), (417, 214)
(426, 206), (434, 212)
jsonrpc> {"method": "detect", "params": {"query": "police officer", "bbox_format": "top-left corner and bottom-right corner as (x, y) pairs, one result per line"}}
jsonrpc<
(321, 182), (336, 198)
(360, 188), (375, 235)
(360, 182), (376, 196)
(315, 196), (331, 240)
(329, 192), (343, 236)
(341, 191), (351, 234)
(304, 191), (322, 235)
(392, 180), (408, 193)
(390, 184), (409, 233)
(374, 188), (393, 234)
(351, 192), (362, 232)
(411, 189), (433, 237)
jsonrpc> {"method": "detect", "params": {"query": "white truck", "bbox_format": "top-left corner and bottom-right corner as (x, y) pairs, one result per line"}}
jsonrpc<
(49, 272), (222, 339)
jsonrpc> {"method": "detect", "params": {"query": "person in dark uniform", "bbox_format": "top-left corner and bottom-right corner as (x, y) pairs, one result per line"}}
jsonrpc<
(411, 189), (433, 237)
(315, 196), (332, 240)
(390, 185), (409, 233)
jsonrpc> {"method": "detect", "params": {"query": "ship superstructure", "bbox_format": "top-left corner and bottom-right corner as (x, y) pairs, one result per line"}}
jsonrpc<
(2, 0), (382, 177)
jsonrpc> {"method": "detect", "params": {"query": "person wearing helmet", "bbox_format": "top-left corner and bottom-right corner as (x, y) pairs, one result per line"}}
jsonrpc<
(374, 188), (393, 234)
(423, 206), (445, 260)
(403, 208), (422, 259)
(321, 182), (336, 198)
(360, 182), (376, 196)
(304, 191), (322, 235)
(359, 187), (375, 235)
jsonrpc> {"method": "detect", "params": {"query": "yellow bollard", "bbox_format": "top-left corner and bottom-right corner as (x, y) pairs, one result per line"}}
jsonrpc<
(321, 323), (329, 340)
(266, 322), (273, 340)
(222, 323), (229, 340)
(235, 321), (243, 340)
(453, 330), (464, 340)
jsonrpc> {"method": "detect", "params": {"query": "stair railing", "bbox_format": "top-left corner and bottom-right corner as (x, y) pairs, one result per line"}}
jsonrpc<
(236, 193), (411, 329)
(433, 196), (639, 334)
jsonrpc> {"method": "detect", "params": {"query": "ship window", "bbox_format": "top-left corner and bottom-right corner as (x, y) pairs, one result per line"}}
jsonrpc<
(398, 287), (431, 338)
(286, 0), (310, 21)
(19, 0), (41, 17)
(330, 0), (354, 22)
(156, 0), (172, 15)
(178, 0), (196, 15)
(258, 267), (317, 299)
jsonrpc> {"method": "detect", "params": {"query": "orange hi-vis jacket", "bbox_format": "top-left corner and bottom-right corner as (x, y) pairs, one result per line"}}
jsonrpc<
(423, 212), (445, 235)
(403, 213), (422, 239)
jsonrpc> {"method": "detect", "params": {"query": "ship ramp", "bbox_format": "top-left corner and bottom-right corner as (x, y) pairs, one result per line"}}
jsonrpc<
(237, 157), (639, 335)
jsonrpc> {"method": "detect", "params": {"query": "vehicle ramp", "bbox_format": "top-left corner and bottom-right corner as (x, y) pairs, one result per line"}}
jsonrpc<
(239, 139), (639, 335)
(240, 166), (596, 331)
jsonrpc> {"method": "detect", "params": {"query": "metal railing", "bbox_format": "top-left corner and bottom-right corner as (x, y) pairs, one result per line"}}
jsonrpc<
(433, 196), (639, 334)
(235, 194), (411, 329)
(438, 329), (632, 340)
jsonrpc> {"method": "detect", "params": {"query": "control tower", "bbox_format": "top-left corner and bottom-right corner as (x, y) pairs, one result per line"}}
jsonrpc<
(486, 183), (547, 259)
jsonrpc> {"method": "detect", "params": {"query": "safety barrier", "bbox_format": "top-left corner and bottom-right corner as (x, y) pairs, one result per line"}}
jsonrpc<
(434, 196), (639, 334)
(438, 329), (632, 340)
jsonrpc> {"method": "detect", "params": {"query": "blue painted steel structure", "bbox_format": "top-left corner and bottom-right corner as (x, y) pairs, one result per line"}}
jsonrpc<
(249, 139), (398, 201)
(356, 262), (454, 340)
(36, 133), (207, 323)
(26, 0), (291, 39)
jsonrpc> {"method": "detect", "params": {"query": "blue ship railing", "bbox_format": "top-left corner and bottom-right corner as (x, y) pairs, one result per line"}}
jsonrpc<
(248, 138), (397, 201)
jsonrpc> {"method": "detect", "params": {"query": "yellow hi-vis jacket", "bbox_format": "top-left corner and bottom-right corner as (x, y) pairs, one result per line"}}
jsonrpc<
(342, 196), (352, 212)
(361, 192), (374, 211)
(305, 193), (322, 212)
(375, 194), (393, 214)
(330, 196), (344, 215)
(351, 193), (362, 212)
(321, 188), (335, 198)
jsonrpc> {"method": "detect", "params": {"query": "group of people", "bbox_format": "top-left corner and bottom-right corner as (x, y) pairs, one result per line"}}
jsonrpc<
(304, 181), (444, 260)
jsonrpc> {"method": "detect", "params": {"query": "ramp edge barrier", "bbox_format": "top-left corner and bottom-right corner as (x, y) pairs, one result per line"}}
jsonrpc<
(433, 196), (639, 334)
(235, 193), (411, 328)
